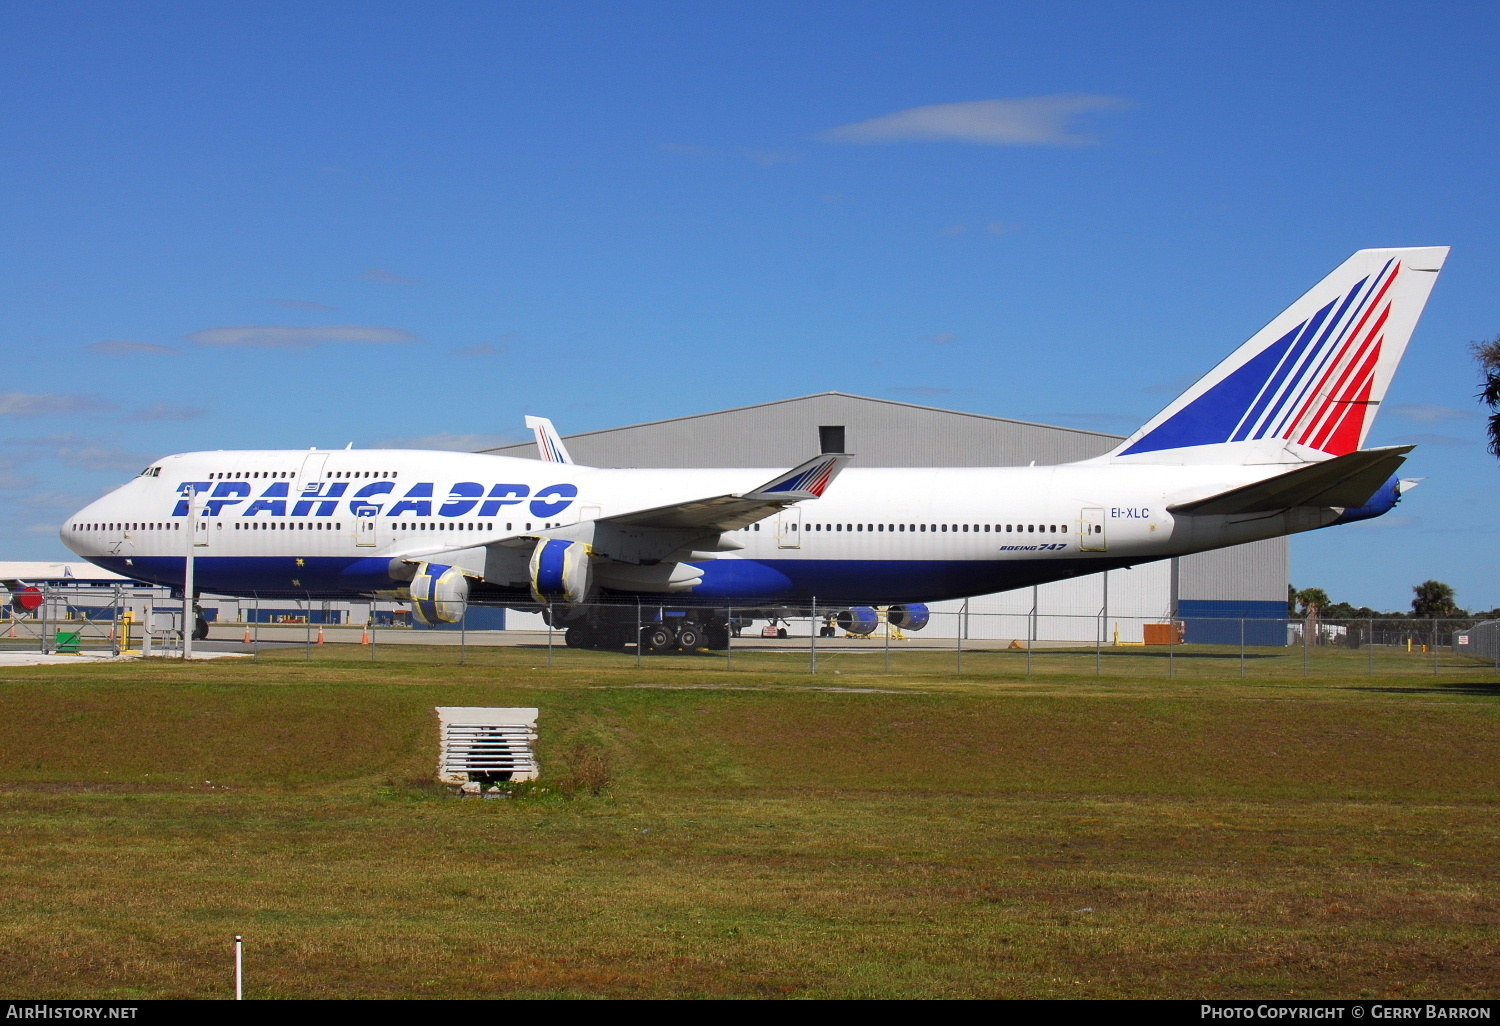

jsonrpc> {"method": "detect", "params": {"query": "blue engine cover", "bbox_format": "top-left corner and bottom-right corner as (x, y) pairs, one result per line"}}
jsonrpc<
(835, 606), (880, 636)
(1332, 475), (1404, 525)
(887, 603), (930, 631)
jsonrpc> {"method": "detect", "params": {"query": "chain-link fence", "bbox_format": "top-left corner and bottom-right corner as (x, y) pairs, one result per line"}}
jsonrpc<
(6, 587), (1495, 678)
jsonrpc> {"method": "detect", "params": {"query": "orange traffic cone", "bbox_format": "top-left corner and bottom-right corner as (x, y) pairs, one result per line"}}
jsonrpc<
(5, 619), (13, 638)
(360, 626), (371, 645)
(243, 624), (253, 644)
(316, 626), (325, 645)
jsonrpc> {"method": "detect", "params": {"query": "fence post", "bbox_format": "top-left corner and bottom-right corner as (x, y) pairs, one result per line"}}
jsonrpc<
(635, 599), (642, 668)
(1240, 618), (1246, 678)
(1027, 592), (1036, 677)
(957, 599), (965, 675)
(547, 611), (554, 668)
(460, 604), (467, 666)
(726, 605), (733, 672)
(810, 596), (818, 675)
(1168, 620), (1175, 679)
(304, 595), (311, 661)
(1434, 621), (1441, 676)
(884, 606), (891, 674)
(370, 601), (377, 662)
(253, 594), (260, 661)
(1368, 617), (1374, 676)
(1098, 572), (1107, 677)
(1302, 614), (1309, 676)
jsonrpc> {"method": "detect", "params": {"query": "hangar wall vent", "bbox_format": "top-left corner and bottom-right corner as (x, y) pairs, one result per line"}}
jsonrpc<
(436, 706), (539, 785)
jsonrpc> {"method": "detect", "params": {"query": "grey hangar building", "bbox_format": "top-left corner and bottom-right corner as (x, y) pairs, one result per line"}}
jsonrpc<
(483, 392), (1290, 645)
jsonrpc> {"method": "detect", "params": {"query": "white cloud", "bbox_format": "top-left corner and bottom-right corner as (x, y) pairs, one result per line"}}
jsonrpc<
(125, 402), (207, 422)
(269, 299), (337, 312)
(1383, 432), (1470, 447)
(362, 268), (420, 285)
(741, 148), (800, 167)
(1388, 403), (1479, 424)
(86, 339), (178, 355)
(0, 393), (116, 417)
(375, 432), (523, 452)
(822, 95), (1132, 147)
(14, 433), (153, 472)
(187, 325), (420, 348)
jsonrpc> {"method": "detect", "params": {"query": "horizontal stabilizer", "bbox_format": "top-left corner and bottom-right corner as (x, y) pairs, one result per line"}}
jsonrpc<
(1168, 446), (1414, 516)
(603, 453), (850, 532)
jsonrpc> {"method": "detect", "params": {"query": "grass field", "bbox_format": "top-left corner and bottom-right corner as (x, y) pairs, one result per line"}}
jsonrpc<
(0, 649), (1496, 999)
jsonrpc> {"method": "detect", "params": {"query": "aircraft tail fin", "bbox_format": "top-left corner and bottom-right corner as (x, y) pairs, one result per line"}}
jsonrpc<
(1104, 247), (1448, 465)
(525, 416), (574, 464)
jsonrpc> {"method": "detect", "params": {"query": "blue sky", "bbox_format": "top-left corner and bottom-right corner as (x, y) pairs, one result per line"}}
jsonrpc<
(2, 1), (1497, 611)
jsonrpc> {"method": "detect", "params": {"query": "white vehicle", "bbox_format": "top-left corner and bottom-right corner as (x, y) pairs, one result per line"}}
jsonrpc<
(62, 247), (1446, 648)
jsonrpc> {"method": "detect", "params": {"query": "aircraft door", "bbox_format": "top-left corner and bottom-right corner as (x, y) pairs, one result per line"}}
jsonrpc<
(777, 508), (802, 549)
(299, 452), (328, 489)
(1080, 508), (1106, 551)
(354, 516), (377, 547)
(193, 516), (210, 548)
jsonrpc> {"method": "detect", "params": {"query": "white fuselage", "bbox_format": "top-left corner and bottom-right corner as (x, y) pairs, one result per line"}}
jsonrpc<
(61, 448), (1332, 606)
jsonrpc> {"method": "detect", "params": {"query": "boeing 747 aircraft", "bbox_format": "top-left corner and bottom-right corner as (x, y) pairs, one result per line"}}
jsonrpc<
(61, 247), (1446, 649)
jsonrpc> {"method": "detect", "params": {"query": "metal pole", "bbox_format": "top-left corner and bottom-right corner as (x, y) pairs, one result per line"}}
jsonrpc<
(957, 598), (965, 675)
(635, 599), (642, 668)
(460, 605), (467, 666)
(1098, 571), (1107, 676)
(40, 585), (49, 655)
(234, 935), (243, 1000)
(1169, 620), (1175, 679)
(547, 610), (553, 668)
(884, 606), (891, 674)
(1369, 617), (1375, 676)
(253, 594), (260, 661)
(370, 601), (377, 662)
(810, 596), (817, 675)
(1303, 613), (1309, 676)
(183, 488), (197, 661)
(725, 605), (732, 672)
(1434, 621), (1441, 676)
(1027, 590), (1036, 677)
(111, 584), (121, 657)
(304, 596), (311, 661)
(1239, 617), (1246, 677)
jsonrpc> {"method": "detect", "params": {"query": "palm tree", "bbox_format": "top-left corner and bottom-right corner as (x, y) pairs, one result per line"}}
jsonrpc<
(1412, 580), (1458, 618)
(1472, 334), (1500, 456)
(1296, 587), (1331, 617)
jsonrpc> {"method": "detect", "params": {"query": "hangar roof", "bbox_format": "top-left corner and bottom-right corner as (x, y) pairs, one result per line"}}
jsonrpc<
(480, 392), (1123, 469)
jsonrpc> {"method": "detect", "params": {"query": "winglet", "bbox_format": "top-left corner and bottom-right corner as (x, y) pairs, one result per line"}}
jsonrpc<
(744, 453), (850, 501)
(525, 416), (574, 464)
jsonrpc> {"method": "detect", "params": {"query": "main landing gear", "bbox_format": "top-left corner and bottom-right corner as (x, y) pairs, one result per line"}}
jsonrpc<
(563, 616), (728, 654)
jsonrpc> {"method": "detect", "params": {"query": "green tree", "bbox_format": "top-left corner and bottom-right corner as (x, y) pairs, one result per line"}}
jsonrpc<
(1296, 587), (1331, 616)
(1471, 334), (1500, 457)
(1412, 579), (1459, 618)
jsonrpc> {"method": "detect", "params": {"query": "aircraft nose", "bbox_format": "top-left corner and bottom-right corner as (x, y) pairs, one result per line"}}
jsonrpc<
(61, 500), (101, 556)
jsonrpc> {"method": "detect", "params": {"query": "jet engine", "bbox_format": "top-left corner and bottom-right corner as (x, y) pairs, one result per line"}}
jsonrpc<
(887, 604), (930, 631)
(835, 606), (879, 636)
(529, 538), (593, 609)
(410, 563), (469, 625)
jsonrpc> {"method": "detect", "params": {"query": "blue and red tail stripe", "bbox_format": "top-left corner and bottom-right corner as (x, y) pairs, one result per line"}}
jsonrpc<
(1122, 259), (1401, 457)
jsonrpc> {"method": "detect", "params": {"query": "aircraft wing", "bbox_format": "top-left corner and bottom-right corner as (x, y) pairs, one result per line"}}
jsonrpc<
(1168, 445), (1414, 516)
(600, 453), (850, 531)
